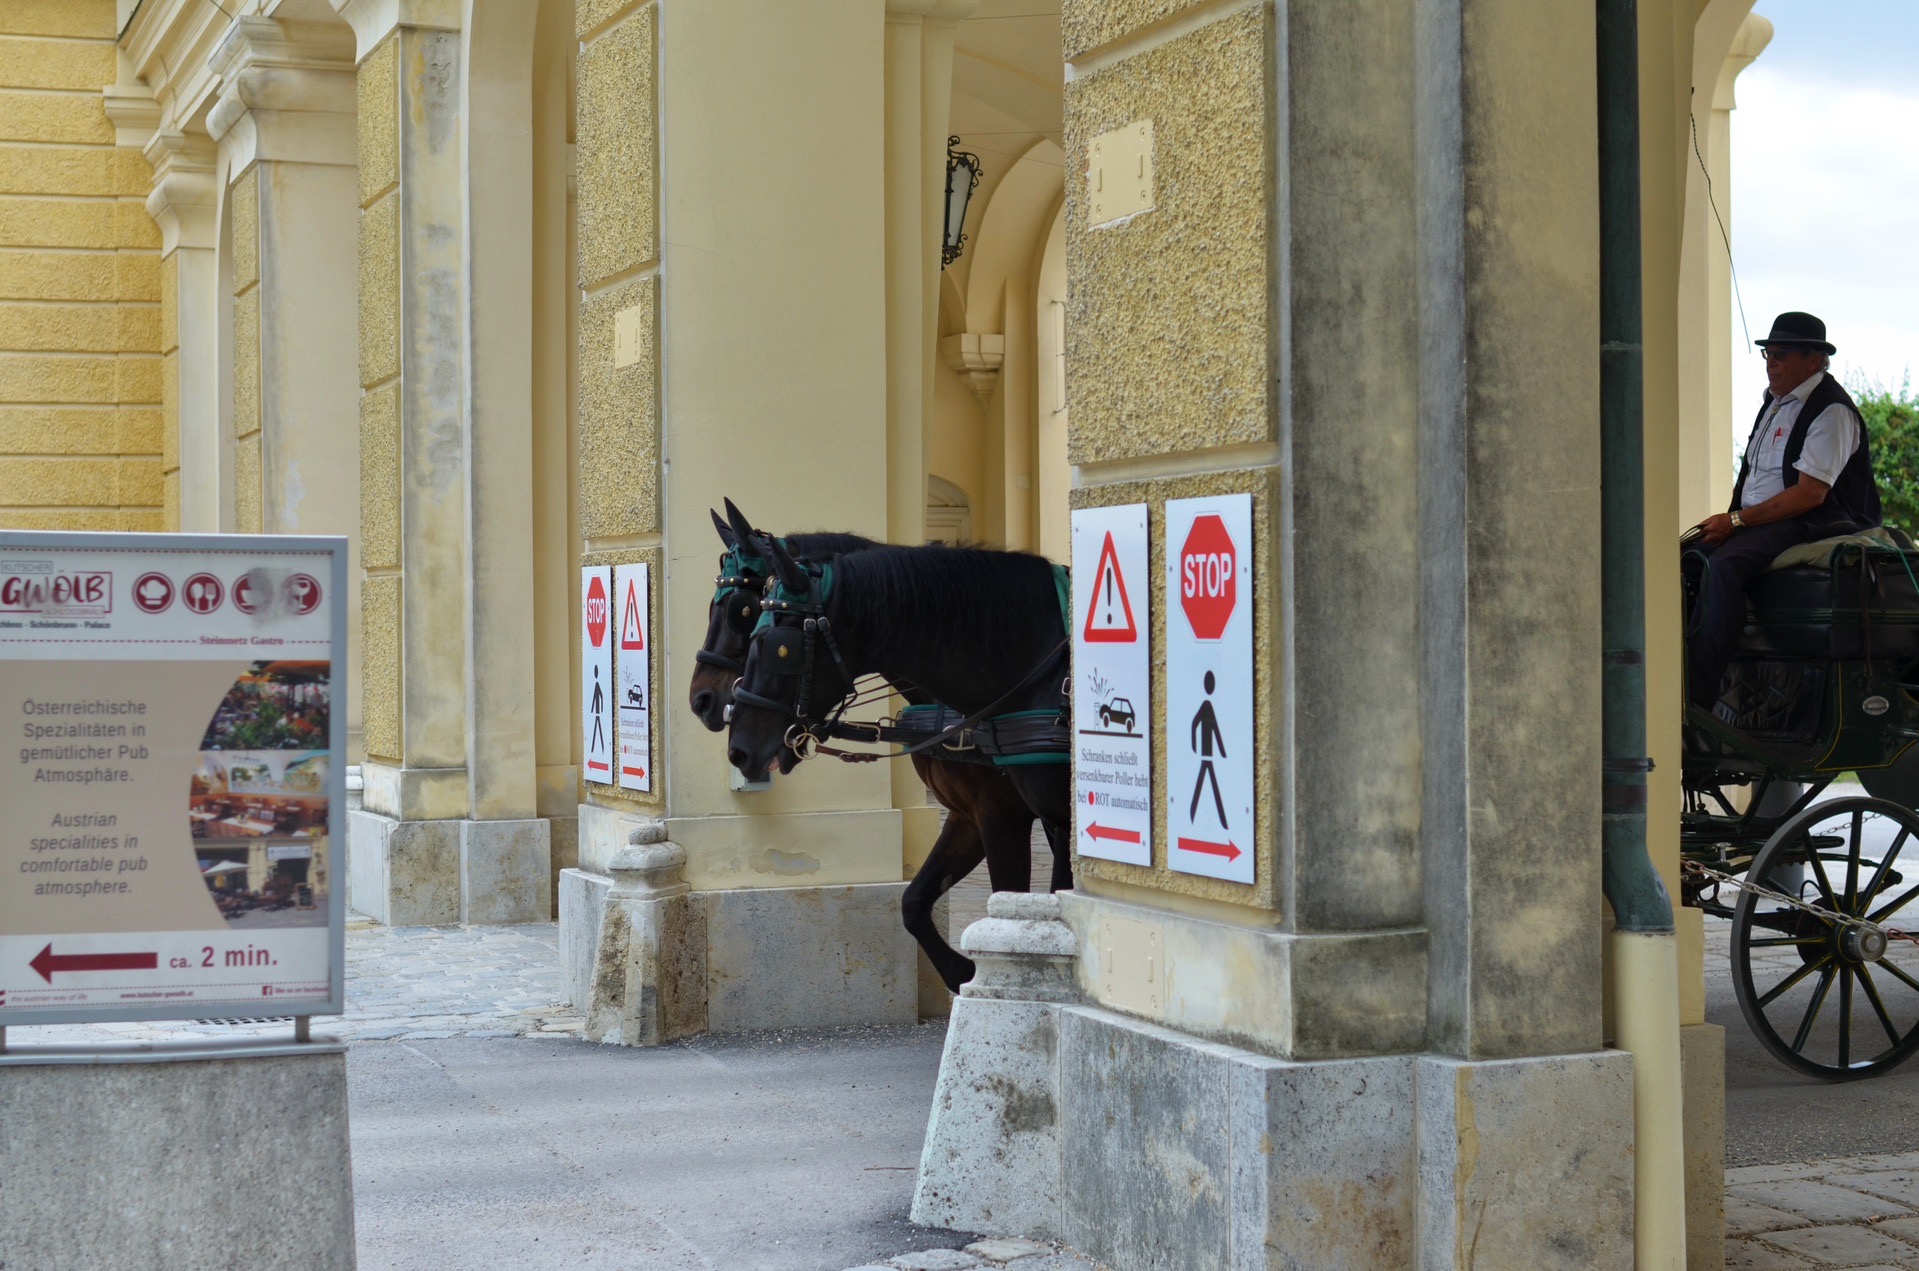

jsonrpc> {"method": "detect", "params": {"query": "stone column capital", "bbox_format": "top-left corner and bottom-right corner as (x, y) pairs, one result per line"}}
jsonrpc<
(143, 131), (220, 254)
(102, 84), (162, 150)
(207, 16), (357, 171)
(960, 892), (1080, 1002)
(329, 0), (461, 64)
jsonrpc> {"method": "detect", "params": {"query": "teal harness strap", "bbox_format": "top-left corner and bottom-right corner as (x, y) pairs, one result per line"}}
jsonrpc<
(1052, 563), (1071, 636)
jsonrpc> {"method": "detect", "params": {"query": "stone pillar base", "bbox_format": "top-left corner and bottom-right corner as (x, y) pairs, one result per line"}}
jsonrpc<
(347, 808), (550, 925)
(0, 1048), (354, 1268)
(1683, 1022), (1728, 1271)
(914, 896), (1638, 1271)
(560, 825), (918, 1043)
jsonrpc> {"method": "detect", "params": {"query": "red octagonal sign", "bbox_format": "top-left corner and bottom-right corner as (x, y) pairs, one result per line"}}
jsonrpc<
(585, 574), (610, 648)
(1179, 514), (1237, 641)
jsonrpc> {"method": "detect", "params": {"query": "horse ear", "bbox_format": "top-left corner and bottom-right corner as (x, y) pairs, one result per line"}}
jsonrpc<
(710, 508), (738, 550)
(723, 498), (758, 554)
(763, 533), (809, 594)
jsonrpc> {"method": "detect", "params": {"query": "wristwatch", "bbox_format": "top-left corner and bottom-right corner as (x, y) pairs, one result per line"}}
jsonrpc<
(1729, 511), (1744, 529)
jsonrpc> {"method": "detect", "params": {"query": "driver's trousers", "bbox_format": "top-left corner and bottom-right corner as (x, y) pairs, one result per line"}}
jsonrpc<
(1684, 519), (1812, 709)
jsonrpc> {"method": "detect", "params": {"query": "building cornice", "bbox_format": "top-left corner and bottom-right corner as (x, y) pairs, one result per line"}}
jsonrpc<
(329, 0), (461, 64)
(207, 16), (358, 172)
(144, 130), (221, 254)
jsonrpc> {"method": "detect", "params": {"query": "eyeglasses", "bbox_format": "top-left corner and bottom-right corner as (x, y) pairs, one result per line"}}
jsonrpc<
(1762, 347), (1811, 363)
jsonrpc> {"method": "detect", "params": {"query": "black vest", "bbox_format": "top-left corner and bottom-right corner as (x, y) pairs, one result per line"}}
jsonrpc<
(1730, 373), (1881, 536)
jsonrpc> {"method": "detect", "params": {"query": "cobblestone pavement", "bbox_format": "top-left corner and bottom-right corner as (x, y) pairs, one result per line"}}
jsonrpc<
(8, 920), (580, 1047)
(1726, 1153), (1919, 1269)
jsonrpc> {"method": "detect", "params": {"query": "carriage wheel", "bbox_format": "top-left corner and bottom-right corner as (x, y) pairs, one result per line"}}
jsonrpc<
(1732, 796), (1919, 1081)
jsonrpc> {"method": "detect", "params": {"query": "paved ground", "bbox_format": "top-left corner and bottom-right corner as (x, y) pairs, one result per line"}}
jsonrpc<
(9, 907), (1916, 1268)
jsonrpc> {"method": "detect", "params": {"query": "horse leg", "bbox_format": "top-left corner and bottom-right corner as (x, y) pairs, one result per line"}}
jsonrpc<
(1042, 820), (1072, 892)
(903, 762), (987, 993)
(974, 767), (1042, 894)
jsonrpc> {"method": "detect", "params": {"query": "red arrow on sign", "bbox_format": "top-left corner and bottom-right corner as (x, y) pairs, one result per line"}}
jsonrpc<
(29, 943), (158, 983)
(1177, 836), (1242, 862)
(1084, 822), (1142, 844)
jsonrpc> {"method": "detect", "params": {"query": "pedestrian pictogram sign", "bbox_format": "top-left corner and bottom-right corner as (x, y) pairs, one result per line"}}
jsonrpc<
(1165, 494), (1254, 883)
(614, 563), (652, 793)
(1082, 531), (1139, 644)
(1072, 504), (1152, 866)
(581, 567), (614, 785)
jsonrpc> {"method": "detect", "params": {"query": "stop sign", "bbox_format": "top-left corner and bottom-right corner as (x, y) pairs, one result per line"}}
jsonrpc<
(1179, 514), (1237, 640)
(585, 574), (609, 647)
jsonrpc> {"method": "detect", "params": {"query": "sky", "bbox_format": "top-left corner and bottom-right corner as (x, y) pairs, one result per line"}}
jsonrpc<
(1728, 1), (1919, 401)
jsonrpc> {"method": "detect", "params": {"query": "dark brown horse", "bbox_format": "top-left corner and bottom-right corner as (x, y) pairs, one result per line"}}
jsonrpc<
(688, 501), (1067, 991)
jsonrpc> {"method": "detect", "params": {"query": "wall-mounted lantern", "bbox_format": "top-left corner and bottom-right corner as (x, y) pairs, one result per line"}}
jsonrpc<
(942, 136), (982, 269)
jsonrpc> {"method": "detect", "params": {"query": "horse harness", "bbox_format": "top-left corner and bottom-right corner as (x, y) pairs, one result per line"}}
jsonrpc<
(695, 540), (784, 679)
(732, 557), (1071, 767)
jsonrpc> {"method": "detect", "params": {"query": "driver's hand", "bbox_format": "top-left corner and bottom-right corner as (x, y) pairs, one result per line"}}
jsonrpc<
(1698, 513), (1736, 546)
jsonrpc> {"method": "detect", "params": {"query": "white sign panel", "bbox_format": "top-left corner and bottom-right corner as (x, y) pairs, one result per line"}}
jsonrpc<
(581, 566), (614, 786)
(0, 531), (346, 1026)
(1072, 504), (1151, 866)
(1165, 494), (1255, 883)
(614, 562), (652, 793)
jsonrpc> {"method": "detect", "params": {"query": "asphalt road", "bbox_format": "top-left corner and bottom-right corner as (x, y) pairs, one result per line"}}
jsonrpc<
(348, 1023), (966, 1271)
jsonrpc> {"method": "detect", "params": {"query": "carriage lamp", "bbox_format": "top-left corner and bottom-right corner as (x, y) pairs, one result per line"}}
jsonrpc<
(942, 136), (982, 269)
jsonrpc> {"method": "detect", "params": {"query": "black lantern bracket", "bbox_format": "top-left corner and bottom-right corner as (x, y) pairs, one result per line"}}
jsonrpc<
(943, 136), (982, 269)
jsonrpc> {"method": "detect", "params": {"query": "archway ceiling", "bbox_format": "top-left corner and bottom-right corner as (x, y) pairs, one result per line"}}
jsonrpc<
(954, 0), (1062, 140)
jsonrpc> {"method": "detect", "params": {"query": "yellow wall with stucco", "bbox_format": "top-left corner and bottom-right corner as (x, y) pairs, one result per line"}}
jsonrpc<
(0, 0), (165, 532)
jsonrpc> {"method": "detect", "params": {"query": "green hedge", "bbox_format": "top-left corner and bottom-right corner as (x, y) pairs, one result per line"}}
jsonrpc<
(1862, 380), (1919, 537)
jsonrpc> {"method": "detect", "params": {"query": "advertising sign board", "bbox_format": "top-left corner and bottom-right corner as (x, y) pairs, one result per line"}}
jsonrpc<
(1071, 504), (1152, 866)
(1164, 495), (1255, 883)
(0, 531), (346, 1026)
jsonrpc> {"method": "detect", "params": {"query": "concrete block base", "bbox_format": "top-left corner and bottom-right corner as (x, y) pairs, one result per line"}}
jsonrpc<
(1416, 1050), (1635, 1270)
(0, 1049), (354, 1269)
(914, 896), (1637, 1271)
(459, 818), (552, 924)
(348, 809), (551, 925)
(561, 864), (917, 1042)
(1683, 1022), (1728, 1271)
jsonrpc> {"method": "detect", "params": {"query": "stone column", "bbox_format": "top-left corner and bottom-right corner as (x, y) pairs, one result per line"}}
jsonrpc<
(559, 0), (918, 1040)
(339, 0), (550, 924)
(142, 131), (220, 534)
(206, 16), (363, 766)
(915, 0), (1640, 1264)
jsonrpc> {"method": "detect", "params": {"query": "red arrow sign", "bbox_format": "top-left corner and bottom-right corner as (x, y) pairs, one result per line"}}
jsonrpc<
(29, 943), (157, 983)
(1084, 822), (1142, 844)
(1177, 836), (1242, 862)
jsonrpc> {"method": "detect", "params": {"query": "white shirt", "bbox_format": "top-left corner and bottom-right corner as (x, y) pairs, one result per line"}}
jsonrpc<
(1740, 371), (1861, 509)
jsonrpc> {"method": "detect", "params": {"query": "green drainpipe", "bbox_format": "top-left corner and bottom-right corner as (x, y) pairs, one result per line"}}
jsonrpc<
(1598, 0), (1674, 936)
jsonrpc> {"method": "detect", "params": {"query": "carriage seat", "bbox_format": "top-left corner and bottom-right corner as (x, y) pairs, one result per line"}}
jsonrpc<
(1740, 527), (1919, 659)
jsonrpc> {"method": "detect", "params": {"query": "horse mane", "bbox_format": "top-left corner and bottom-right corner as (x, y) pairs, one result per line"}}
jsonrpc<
(783, 531), (879, 561)
(832, 544), (1064, 669)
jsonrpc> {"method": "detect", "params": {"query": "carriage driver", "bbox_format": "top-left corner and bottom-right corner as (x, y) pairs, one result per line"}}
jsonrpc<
(1686, 311), (1884, 711)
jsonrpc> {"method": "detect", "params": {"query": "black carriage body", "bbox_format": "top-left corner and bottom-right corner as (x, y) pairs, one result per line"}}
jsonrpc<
(1684, 545), (1919, 874)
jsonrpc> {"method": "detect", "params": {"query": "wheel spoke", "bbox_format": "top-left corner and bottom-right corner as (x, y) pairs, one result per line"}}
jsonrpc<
(1791, 965), (1837, 1054)
(1806, 842), (1839, 908)
(1877, 957), (1919, 995)
(1758, 953), (1833, 1009)
(1846, 811), (1864, 911)
(1839, 966), (1854, 1068)
(1863, 827), (1910, 909)
(1858, 964), (1904, 1048)
(1870, 882), (1919, 925)
(1748, 936), (1826, 948)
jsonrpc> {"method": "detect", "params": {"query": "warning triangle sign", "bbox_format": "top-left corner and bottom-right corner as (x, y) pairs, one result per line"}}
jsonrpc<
(620, 581), (646, 650)
(1082, 531), (1139, 644)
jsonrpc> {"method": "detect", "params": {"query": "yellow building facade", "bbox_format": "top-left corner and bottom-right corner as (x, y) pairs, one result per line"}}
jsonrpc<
(0, 0), (1788, 1263)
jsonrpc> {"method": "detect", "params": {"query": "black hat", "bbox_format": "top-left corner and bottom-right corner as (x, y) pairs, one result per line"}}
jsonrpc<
(1756, 311), (1836, 355)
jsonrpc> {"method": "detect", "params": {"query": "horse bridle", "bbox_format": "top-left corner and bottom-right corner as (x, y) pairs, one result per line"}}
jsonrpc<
(730, 561), (859, 759)
(694, 543), (776, 678)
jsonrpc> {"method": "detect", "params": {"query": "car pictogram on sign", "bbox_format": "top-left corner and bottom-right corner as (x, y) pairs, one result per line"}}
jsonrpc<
(1098, 697), (1136, 731)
